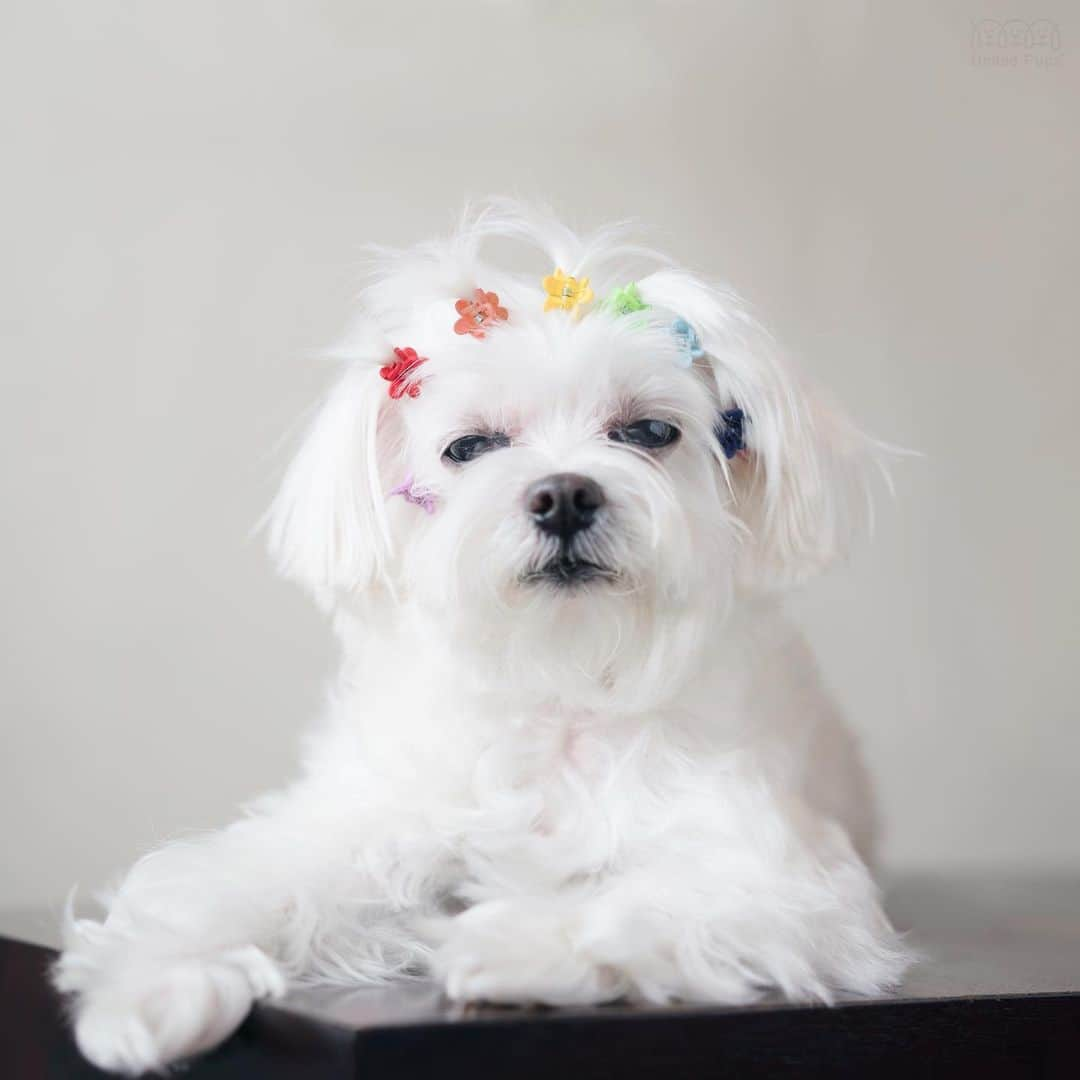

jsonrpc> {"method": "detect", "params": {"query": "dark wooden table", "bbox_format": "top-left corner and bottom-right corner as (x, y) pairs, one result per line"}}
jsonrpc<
(3, 874), (1079, 1078)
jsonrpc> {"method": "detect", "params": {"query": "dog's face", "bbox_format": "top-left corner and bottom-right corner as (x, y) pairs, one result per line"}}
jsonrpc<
(269, 204), (881, 707)
(406, 315), (727, 598)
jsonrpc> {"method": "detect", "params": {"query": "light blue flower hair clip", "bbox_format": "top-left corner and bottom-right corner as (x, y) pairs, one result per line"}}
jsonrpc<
(671, 317), (704, 368)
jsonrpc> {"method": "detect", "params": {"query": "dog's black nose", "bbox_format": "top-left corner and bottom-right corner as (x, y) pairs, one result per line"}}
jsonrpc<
(525, 473), (606, 539)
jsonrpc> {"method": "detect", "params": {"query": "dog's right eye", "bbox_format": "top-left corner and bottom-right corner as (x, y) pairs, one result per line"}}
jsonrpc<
(442, 433), (510, 464)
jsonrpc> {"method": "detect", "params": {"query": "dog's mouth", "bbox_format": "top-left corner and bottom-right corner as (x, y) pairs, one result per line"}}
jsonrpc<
(521, 555), (619, 589)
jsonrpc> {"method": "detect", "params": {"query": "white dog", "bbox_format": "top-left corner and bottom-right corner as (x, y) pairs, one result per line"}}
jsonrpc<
(55, 202), (912, 1074)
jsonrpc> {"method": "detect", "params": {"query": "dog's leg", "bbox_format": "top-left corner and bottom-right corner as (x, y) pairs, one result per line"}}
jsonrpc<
(435, 809), (911, 1007)
(54, 793), (442, 1075)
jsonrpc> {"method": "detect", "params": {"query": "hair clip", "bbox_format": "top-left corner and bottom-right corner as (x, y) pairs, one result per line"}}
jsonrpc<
(715, 408), (746, 460)
(388, 473), (437, 514)
(454, 288), (508, 339)
(542, 269), (594, 313)
(671, 318), (705, 368)
(379, 346), (428, 399)
(604, 282), (648, 316)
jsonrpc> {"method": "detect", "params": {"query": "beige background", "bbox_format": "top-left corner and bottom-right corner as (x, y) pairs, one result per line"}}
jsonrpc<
(2, 2), (1078, 940)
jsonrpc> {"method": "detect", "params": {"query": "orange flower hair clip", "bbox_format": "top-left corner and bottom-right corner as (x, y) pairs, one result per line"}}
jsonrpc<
(453, 288), (508, 339)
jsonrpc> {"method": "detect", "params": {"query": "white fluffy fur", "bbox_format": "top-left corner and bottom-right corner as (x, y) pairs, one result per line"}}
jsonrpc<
(55, 201), (912, 1074)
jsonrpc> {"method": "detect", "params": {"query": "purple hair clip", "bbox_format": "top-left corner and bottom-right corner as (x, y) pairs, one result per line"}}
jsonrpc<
(388, 473), (438, 515)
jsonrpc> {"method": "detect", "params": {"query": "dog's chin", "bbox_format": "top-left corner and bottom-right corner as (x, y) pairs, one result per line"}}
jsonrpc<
(520, 555), (620, 592)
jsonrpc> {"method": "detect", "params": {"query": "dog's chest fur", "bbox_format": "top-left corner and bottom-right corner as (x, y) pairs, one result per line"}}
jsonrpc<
(435, 704), (741, 899)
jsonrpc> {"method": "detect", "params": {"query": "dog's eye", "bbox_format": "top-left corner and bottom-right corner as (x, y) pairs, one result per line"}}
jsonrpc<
(608, 420), (681, 450)
(442, 433), (510, 464)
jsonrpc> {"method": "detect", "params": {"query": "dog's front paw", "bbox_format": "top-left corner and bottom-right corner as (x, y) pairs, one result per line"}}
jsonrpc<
(432, 899), (624, 1006)
(71, 945), (285, 1075)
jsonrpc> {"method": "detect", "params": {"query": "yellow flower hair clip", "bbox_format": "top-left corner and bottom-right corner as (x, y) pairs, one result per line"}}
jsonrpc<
(542, 268), (594, 313)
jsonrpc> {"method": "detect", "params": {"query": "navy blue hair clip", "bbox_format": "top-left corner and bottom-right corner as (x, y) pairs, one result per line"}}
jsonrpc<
(715, 407), (746, 459)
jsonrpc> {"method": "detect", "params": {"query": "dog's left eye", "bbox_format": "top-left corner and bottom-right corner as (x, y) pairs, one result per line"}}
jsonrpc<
(608, 420), (681, 450)
(442, 433), (510, 464)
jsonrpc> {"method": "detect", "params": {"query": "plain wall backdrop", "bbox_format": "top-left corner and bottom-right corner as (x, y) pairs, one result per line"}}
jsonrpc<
(2, 1), (1078, 934)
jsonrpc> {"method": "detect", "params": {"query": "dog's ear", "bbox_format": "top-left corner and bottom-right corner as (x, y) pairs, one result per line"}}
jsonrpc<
(266, 359), (398, 602)
(704, 335), (892, 592)
(721, 376), (887, 590)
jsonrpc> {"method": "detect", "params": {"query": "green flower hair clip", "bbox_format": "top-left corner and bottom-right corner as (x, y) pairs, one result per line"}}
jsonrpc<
(604, 282), (648, 316)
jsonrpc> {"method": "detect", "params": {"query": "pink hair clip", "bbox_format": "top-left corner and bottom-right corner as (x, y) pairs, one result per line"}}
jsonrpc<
(388, 473), (437, 514)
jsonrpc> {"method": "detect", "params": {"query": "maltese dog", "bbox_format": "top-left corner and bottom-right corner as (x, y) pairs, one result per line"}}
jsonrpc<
(55, 201), (911, 1073)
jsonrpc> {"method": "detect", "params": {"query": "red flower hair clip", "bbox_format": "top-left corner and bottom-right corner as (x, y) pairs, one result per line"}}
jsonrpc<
(453, 288), (508, 339)
(379, 346), (428, 399)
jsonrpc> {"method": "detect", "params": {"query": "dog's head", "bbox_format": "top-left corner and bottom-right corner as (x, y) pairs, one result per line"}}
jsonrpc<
(268, 203), (886, 707)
